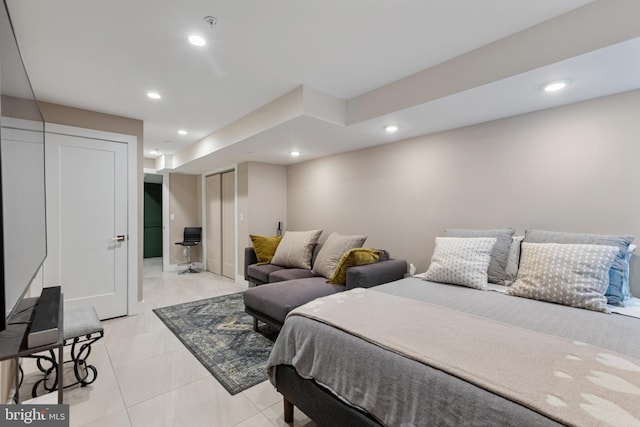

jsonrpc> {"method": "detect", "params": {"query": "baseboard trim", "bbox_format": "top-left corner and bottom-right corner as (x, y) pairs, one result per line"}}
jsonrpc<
(128, 300), (146, 316)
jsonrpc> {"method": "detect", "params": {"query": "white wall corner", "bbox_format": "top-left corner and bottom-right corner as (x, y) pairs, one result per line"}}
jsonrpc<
(155, 154), (174, 172)
(302, 85), (347, 126)
(235, 274), (249, 287)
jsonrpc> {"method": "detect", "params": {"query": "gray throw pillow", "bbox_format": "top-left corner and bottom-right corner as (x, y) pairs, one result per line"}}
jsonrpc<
(524, 229), (634, 305)
(445, 228), (515, 285)
(507, 242), (619, 313)
(312, 232), (367, 279)
(504, 235), (524, 285)
(271, 229), (323, 269)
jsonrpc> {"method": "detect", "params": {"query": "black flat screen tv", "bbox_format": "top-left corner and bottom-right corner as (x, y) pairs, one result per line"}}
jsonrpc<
(0, 0), (47, 332)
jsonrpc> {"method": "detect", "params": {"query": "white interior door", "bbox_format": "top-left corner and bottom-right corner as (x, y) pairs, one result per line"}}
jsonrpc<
(44, 132), (128, 319)
(205, 173), (222, 275)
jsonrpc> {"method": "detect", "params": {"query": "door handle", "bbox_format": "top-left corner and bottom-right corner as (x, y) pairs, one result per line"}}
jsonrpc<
(111, 235), (126, 242)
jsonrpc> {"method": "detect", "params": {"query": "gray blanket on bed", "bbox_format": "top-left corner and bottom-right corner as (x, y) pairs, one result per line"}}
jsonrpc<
(266, 278), (640, 426)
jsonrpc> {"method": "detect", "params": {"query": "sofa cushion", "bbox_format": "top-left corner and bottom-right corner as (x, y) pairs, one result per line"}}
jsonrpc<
(247, 263), (286, 284)
(271, 229), (323, 269)
(249, 235), (282, 265)
(269, 268), (315, 283)
(312, 232), (367, 278)
(243, 277), (344, 324)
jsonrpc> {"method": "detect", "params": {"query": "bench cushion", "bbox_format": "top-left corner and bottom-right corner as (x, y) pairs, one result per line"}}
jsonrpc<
(243, 277), (343, 324)
(64, 307), (103, 340)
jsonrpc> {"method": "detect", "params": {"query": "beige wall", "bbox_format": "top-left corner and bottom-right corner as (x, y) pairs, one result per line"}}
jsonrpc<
(169, 173), (202, 265)
(236, 162), (287, 276)
(248, 162), (287, 236)
(1, 95), (41, 121)
(287, 89), (640, 296)
(143, 158), (156, 170)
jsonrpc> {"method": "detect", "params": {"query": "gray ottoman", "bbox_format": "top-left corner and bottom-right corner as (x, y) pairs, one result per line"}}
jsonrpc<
(243, 277), (344, 330)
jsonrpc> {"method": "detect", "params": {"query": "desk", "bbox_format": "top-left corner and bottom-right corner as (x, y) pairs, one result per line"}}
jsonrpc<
(0, 296), (64, 404)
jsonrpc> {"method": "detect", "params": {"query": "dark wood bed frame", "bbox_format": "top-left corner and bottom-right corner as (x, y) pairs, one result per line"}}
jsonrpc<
(275, 364), (382, 426)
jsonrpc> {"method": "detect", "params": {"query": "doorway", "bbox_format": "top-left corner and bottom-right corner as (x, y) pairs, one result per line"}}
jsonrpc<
(144, 175), (163, 258)
(205, 170), (235, 279)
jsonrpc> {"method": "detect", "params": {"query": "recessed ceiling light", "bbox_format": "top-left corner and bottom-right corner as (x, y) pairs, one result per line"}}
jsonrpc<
(385, 125), (399, 133)
(290, 151), (300, 157)
(188, 35), (206, 47)
(147, 91), (161, 100)
(544, 81), (568, 93)
(151, 148), (162, 155)
(178, 129), (188, 135)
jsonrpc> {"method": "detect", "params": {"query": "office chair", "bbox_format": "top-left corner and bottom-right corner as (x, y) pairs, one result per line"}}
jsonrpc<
(175, 227), (202, 274)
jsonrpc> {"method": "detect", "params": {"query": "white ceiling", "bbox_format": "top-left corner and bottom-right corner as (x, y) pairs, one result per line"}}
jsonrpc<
(8, 0), (636, 174)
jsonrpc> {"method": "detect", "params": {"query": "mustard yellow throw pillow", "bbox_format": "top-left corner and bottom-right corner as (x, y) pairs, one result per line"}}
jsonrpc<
(327, 248), (383, 285)
(250, 235), (282, 265)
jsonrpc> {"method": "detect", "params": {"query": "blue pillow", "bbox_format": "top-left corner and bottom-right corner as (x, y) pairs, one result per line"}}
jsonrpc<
(621, 245), (636, 300)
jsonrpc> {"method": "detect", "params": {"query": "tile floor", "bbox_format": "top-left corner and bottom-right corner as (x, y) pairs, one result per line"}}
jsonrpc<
(19, 258), (316, 427)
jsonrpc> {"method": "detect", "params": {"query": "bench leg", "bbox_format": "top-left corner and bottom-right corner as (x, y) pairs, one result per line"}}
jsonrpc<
(253, 317), (258, 331)
(24, 350), (59, 398)
(69, 335), (102, 386)
(284, 398), (294, 423)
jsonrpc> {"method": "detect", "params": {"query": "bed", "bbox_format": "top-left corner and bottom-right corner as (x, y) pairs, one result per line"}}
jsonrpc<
(266, 278), (640, 426)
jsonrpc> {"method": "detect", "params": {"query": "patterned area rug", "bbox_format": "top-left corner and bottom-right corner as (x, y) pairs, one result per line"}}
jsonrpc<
(153, 292), (278, 395)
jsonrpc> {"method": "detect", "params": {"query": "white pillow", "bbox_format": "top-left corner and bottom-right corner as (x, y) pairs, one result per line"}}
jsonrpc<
(422, 237), (497, 290)
(271, 229), (322, 269)
(507, 242), (619, 312)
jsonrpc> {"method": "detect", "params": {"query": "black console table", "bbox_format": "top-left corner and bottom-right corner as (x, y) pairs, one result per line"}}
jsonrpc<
(0, 296), (64, 404)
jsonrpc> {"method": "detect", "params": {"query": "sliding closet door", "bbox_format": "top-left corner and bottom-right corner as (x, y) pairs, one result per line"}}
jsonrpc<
(221, 171), (235, 279)
(205, 173), (222, 275)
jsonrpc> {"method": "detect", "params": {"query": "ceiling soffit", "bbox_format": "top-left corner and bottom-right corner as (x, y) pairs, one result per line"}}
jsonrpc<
(162, 0), (640, 173)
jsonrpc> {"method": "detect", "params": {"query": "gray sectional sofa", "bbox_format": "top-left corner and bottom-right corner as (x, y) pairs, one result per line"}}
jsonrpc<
(243, 245), (407, 330)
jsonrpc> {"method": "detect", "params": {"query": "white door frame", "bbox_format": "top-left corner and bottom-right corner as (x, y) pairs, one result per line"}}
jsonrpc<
(44, 123), (142, 316)
(161, 171), (170, 273)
